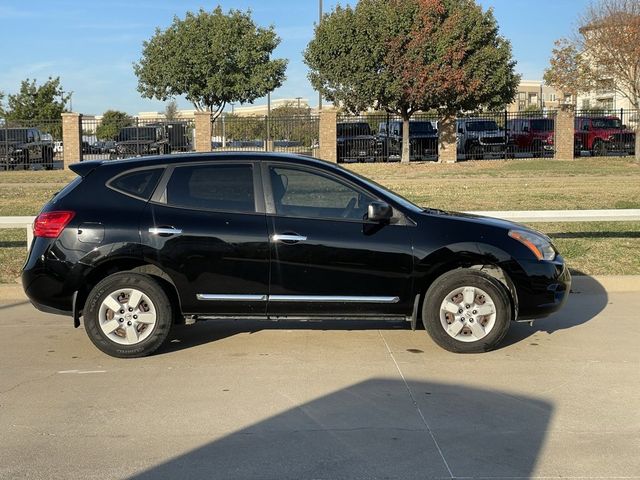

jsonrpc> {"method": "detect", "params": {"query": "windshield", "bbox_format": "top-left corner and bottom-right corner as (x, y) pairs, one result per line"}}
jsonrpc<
(337, 123), (372, 137)
(117, 127), (158, 142)
(0, 129), (28, 142)
(591, 118), (622, 129)
(530, 119), (554, 132)
(338, 165), (424, 214)
(409, 122), (435, 134)
(466, 121), (500, 132)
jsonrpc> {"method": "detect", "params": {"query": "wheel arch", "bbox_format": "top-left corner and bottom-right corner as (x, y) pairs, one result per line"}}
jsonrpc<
(74, 259), (182, 327)
(415, 248), (519, 322)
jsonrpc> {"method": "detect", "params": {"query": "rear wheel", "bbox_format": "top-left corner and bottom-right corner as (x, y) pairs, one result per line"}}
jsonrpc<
(83, 273), (173, 358)
(422, 269), (511, 353)
(469, 144), (483, 160)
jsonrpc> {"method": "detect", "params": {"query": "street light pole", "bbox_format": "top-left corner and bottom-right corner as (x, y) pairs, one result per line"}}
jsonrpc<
(318, 0), (323, 111)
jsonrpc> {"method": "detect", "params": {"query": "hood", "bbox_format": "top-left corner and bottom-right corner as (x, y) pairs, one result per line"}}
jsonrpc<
(420, 208), (546, 238)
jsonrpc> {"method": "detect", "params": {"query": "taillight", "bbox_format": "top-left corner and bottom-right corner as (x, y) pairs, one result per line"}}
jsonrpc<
(33, 211), (75, 238)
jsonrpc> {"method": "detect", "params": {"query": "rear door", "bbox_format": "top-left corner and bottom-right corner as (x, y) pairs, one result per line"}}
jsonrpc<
(140, 161), (270, 315)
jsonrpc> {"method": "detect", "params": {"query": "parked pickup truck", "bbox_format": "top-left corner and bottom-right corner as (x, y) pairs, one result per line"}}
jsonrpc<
(575, 116), (636, 156)
(0, 127), (55, 170)
(506, 117), (555, 157)
(336, 122), (382, 163)
(111, 126), (171, 159)
(377, 120), (438, 161)
(457, 119), (508, 160)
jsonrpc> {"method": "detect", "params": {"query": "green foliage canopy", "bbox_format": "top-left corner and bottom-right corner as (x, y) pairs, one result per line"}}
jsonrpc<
(304, 0), (519, 118)
(3, 77), (70, 122)
(96, 110), (134, 140)
(134, 7), (288, 119)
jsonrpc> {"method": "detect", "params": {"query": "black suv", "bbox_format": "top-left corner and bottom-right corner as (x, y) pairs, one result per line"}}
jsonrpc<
(0, 128), (55, 170)
(377, 120), (438, 161)
(336, 122), (381, 163)
(23, 153), (570, 358)
(111, 126), (170, 159)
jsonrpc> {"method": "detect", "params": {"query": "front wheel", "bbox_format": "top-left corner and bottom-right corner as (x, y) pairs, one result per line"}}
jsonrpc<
(422, 269), (511, 353)
(83, 273), (173, 358)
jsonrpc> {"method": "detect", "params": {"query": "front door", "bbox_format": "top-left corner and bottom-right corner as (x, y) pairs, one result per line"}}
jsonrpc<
(141, 161), (269, 315)
(263, 163), (414, 317)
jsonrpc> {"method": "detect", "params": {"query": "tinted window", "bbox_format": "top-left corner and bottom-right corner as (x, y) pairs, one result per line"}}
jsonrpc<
(166, 164), (255, 213)
(269, 166), (374, 220)
(466, 121), (500, 132)
(530, 119), (554, 132)
(110, 168), (163, 200)
(337, 123), (372, 137)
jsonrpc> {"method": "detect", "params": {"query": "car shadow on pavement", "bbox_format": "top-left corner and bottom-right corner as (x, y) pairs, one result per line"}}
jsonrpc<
(126, 378), (552, 480)
(157, 319), (409, 355)
(502, 274), (608, 347)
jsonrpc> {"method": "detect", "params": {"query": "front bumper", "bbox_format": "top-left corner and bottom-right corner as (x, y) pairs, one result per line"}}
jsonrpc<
(513, 257), (572, 320)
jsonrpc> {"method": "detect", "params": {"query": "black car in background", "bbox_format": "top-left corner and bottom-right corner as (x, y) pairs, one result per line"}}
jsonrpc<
(111, 126), (171, 159)
(0, 128), (55, 170)
(23, 153), (570, 358)
(336, 122), (382, 163)
(377, 120), (438, 161)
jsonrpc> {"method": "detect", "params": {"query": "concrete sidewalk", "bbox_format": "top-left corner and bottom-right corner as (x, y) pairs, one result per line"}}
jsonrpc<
(0, 276), (639, 479)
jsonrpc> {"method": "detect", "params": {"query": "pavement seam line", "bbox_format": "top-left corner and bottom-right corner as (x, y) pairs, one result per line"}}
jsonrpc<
(378, 330), (454, 479)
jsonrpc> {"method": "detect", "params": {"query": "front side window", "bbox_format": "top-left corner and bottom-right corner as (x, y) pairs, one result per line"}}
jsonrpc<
(269, 166), (374, 221)
(166, 164), (255, 213)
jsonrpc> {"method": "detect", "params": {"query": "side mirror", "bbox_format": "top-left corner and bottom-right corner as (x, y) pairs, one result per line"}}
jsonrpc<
(368, 201), (392, 222)
(622, 124), (628, 129)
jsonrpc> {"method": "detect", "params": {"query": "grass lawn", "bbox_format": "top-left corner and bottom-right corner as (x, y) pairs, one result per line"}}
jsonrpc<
(0, 157), (638, 282)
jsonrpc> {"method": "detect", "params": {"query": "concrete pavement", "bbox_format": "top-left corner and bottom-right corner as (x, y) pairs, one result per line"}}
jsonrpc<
(0, 276), (639, 479)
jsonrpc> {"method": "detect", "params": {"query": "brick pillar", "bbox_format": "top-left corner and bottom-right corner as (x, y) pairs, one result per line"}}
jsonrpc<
(318, 109), (337, 163)
(194, 111), (212, 153)
(438, 116), (457, 163)
(61, 112), (82, 169)
(555, 106), (575, 160)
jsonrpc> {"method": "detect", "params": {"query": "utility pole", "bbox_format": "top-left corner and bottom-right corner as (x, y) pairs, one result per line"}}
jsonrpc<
(318, 0), (323, 111)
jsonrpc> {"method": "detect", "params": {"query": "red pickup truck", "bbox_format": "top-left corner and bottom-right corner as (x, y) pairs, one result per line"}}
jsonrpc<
(575, 116), (635, 156)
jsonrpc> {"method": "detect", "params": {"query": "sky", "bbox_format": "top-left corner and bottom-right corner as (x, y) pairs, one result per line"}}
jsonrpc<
(0, 0), (592, 115)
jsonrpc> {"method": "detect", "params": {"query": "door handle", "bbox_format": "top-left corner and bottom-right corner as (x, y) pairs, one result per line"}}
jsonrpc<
(149, 227), (183, 236)
(272, 233), (307, 243)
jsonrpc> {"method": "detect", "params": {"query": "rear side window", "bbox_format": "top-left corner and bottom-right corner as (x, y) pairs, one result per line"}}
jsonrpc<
(165, 164), (255, 213)
(110, 169), (163, 200)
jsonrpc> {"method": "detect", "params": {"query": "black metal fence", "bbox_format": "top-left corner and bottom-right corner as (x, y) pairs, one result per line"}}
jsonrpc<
(336, 111), (564, 163)
(337, 112), (440, 163)
(81, 117), (195, 160)
(212, 114), (320, 156)
(0, 119), (62, 170)
(574, 109), (638, 157)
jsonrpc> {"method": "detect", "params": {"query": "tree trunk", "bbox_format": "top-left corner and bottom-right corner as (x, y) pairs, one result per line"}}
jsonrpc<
(635, 126), (640, 163)
(401, 116), (410, 163)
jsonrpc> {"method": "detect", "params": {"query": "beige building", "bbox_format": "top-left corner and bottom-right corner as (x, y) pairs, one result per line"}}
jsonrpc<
(507, 80), (566, 113)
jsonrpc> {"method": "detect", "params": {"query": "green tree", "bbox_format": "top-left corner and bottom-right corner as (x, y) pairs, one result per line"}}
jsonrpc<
(96, 110), (134, 140)
(304, 0), (519, 162)
(164, 99), (179, 121)
(134, 7), (288, 120)
(4, 77), (70, 121)
(270, 102), (317, 146)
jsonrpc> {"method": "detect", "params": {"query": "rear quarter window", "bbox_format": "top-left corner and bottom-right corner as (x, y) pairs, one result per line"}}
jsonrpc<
(109, 168), (164, 200)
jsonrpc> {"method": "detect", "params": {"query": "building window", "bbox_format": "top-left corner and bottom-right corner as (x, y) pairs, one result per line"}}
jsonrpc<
(582, 99), (591, 109)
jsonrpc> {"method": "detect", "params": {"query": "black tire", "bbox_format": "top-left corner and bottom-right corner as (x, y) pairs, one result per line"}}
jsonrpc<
(83, 273), (173, 358)
(532, 141), (543, 158)
(43, 147), (54, 170)
(469, 144), (483, 160)
(592, 140), (607, 157)
(22, 151), (30, 170)
(422, 269), (512, 353)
